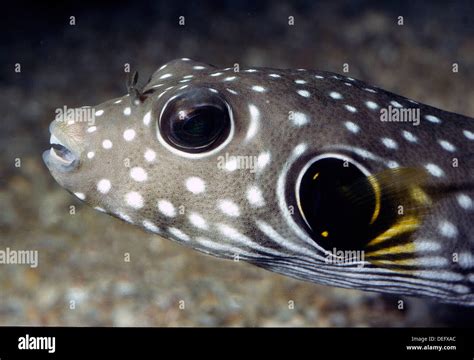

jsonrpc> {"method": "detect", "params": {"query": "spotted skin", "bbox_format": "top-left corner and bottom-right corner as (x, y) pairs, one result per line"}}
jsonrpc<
(43, 59), (474, 305)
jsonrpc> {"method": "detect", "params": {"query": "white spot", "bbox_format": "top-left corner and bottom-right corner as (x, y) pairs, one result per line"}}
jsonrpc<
(295, 79), (307, 84)
(459, 252), (474, 269)
(125, 192), (144, 209)
(113, 99), (122, 104)
(217, 199), (240, 217)
(158, 64), (167, 70)
(181, 58), (190, 61)
(193, 66), (205, 70)
(246, 186), (265, 208)
(345, 121), (360, 134)
(425, 114), (441, 124)
(363, 87), (377, 93)
(123, 129), (136, 141)
(251, 85), (266, 92)
(329, 91), (343, 100)
(244, 69), (257, 72)
(457, 194), (473, 210)
(463, 130), (474, 140)
(152, 83), (164, 87)
(425, 163), (444, 177)
(168, 227), (190, 241)
(102, 139), (113, 149)
(390, 100), (403, 108)
(387, 160), (399, 168)
(95, 110), (104, 116)
(117, 212), (133, 223)
(159, 73), (172, 79)
(381, 137), (398, 149)
(158, 200), (176, 217)
(222, 157), (237, 171)
(415, 240), (441, 253)
(188, 213), (208, 230)
(183, 75), (194, 79)
(130, 167), (148, 182)
(123, 107), (131, 116)
(144, 149), (156, 162)
(143, 111), (151, 126)
(217, 224), (249, 243)
(179, 79), (191, 83)
(297, 90), (310, 98)
(87, 126), (97, 133)
(438, 220), (458, 238)
(74, 192), (85, 200)
(269, 74), (281, 78)
(344, 104), (357, 113)
(97, 179), (111, 194)
(210, 72), (223, 77)
(223, 76), (236, 81)
(257, 152), (271, 170)
(294, 143), (307, 156)
(87, 151), (95, 159)
(291, 112), (309, 126)
(226, 88), (238, 95)
(94, 206), (106, 213)
(315, 75), (324, 79)
(351, 147), (376, 160)
(178, 85), (189, 90)
(402, 130), (418, 143)
(246, 104), (260, 141)
(365, 101), (379, 110)
(438, 139), (456, 152)
(185, 177), (206, 194)
(143, 220), (159, 233)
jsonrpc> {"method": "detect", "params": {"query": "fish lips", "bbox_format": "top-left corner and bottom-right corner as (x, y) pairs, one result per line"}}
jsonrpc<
(43, 125), (80, 173)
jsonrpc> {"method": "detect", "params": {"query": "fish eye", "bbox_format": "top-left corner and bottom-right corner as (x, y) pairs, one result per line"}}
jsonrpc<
(296, 155), (378, 251)
(158, 89), (232, 154)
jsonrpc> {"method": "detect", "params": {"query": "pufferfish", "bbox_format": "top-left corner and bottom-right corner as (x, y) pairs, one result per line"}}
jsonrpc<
(43, 59), (474, 306)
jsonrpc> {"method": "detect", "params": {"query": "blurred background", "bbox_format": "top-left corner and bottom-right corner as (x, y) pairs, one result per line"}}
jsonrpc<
(1, 0), (474, 326)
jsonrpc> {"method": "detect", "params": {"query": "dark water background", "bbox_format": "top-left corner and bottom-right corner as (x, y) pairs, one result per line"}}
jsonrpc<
(1, 0), (474, 326)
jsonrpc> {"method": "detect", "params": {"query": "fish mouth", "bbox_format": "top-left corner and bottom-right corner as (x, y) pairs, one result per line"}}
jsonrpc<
(43, 124), (80, 172)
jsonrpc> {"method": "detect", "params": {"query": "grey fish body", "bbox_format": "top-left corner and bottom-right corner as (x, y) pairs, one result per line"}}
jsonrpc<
(44, 59), (474, 305)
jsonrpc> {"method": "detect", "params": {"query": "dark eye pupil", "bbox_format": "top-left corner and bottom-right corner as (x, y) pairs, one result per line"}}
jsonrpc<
(159, 89), (231, 153)
(170, 107), (224, 149)
(298, 157), (376, 251)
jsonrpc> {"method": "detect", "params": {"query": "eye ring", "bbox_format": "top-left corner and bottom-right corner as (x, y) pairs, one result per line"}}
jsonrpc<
(156, 88), (234, 158)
